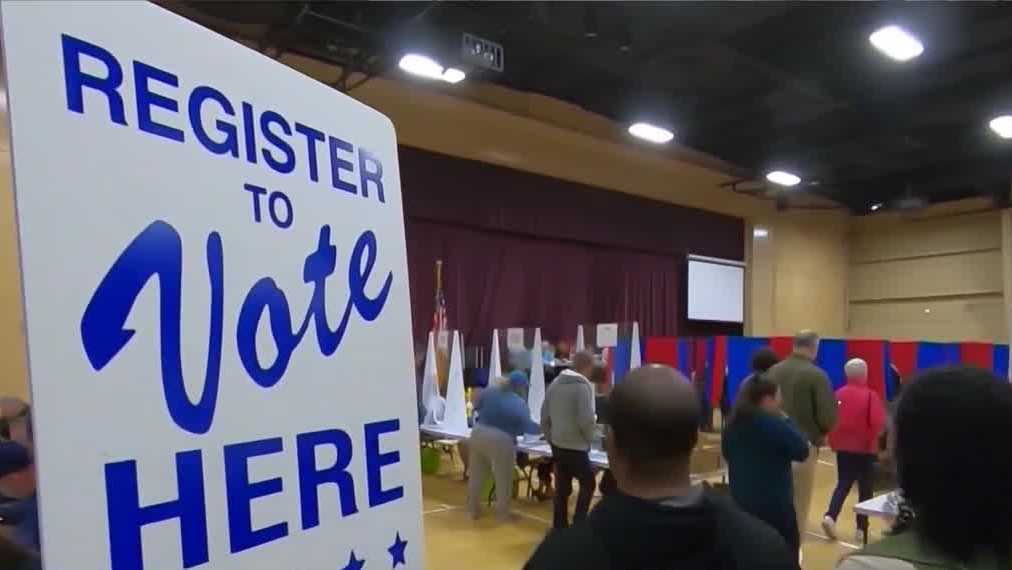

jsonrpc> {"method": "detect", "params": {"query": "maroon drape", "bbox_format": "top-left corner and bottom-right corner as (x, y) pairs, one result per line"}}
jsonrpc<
(399, 146), (744, 260)
(398, 146), (745, 346)
(406, 220), (680, 343)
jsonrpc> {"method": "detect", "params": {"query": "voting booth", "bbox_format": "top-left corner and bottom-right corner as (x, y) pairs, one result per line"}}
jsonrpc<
(495, 326), (547, 422)
(575, 321), (643, 385)
(420, 329), (468, 432)
(1, 3), (423, 569)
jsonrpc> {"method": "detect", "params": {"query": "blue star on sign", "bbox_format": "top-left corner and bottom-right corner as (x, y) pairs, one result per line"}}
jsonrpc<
(388, 532), (408, 567)
(342, 550), (365, 570)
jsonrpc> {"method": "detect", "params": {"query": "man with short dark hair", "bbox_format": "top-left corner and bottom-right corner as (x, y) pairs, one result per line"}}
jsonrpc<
(767, 330), (838, 536)
(525, 365), (798, 570)
(541, 350), (598, 528)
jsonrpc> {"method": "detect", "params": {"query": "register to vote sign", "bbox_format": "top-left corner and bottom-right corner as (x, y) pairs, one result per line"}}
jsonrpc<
(1, 2), (423, 569)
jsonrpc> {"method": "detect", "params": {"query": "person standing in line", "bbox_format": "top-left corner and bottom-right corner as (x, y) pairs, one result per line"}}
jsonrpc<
(591, 365), (619, 497)
(467, 371), (540, 521)
(525, 365), (798, 570)
(837, 367), (1012, 570)
(748, 347), (780, 381)
(732, 347), (780, 404)
(822, 358), (886, 544)
(722, 375), (810, 554)
(541, 350), (597, 529)
(767, 330), (838, 535)
(0, 441), (38, 552)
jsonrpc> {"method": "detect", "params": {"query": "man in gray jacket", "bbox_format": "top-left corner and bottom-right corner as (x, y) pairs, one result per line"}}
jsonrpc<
(542, 350), (598, 529)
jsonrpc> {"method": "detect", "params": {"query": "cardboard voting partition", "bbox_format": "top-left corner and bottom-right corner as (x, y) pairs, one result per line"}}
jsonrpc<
(1, 2), (423, 568)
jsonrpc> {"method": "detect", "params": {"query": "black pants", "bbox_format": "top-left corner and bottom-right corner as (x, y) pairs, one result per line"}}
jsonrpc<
(825, 451), (875, 531)
(757, 506), (800, 555)
(551, 446), (595, 529)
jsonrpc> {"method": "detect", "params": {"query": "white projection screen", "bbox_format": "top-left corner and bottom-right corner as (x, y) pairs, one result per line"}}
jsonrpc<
(687, 255), (745, 323)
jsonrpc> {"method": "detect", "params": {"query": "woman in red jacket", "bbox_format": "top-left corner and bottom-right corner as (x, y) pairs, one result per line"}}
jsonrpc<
(822, 358), (886, 543)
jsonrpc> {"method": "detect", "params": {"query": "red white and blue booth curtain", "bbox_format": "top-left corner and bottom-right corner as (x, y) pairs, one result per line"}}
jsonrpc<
(648, 335), (1009, 408)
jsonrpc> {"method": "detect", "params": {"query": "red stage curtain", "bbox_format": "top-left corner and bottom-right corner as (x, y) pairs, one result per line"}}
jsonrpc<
(711, 336), (728, 407)
(889, 341), (917, 381)
(770, 337), (793, 360)
(401, 146), (746, 346)
(406, 220), (681, 345)
(847, 340), (886, 400)
(645, 337), (678, 367)
(959, 342), (993, 370)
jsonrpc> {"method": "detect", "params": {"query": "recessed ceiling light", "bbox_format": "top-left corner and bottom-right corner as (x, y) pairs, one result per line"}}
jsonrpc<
(442, 68), (466, 84)
(766, 170), (801, 187)
(398, 54), (466, 84)
(753, 227), (769, 238)
(870, 202), (883, 211)
(628, 122), (674, 144)
(399, 54), (443, 80)
(869, 25), (923, 62)
(989, 115), (1012, 139)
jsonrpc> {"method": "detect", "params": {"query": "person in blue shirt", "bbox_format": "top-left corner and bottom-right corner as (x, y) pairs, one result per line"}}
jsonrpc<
(722, 374), (809, 555)
(467, 370), (541, 521)
(0, 440), (38, 554)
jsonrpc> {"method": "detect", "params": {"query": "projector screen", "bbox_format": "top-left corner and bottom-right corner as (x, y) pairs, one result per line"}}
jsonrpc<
(687, 256), (745, 323)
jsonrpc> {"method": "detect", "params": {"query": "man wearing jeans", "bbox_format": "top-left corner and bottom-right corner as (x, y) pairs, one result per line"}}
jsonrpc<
(541, 350), (597, 529)
(768, 330), (838, 536)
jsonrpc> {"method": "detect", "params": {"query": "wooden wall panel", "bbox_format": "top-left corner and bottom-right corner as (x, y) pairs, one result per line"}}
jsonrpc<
(849, 250), (1002, 301)
(849, 295), (1006, 342)
(848, 210), (1005, 342)
(851, 211), (1000, 263)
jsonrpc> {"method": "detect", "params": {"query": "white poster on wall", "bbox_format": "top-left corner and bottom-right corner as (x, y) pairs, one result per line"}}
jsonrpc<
(1, 3), (423, 569)
(596, 323), (619, 348)
(506, 327), (525, 350)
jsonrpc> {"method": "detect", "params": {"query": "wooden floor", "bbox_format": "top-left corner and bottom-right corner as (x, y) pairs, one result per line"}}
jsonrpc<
(420, 435), (887, 569)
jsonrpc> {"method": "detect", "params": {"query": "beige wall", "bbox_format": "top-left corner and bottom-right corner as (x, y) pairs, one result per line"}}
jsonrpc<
(747, 210), (850, 338)
(847, 207), (1006, 342)
(0, 147), (28, 399)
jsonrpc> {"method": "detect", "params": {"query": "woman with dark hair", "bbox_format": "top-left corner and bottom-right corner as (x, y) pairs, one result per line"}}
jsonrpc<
(722, 375), (809, 554)
(730, 347), (780, 405)
(751, 347), (780, 375)
(838, 367), (1012, 570)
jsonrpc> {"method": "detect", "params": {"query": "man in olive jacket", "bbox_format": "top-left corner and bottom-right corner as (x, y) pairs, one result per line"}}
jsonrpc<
(767, 330), (838, 537)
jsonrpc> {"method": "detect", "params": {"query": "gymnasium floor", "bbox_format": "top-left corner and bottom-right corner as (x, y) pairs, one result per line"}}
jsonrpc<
(420, 433), (887, 569)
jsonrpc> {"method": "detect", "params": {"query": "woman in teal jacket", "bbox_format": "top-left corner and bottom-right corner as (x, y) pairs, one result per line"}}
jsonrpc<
(722, 374), (809, 554)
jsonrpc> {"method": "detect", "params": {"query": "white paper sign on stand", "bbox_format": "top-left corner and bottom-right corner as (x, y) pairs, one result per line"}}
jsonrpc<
(575, 325), (586, 352)
(421, 332), (445, 425)
(488, 329), (503, 383)
(596, 323), (619, 348)
(528, 328), (546, 423)
(506, 327), (525, 350)
(441, 332), (469, 434)
(1, 3), (423, 568)
(630, 321), (643, 369)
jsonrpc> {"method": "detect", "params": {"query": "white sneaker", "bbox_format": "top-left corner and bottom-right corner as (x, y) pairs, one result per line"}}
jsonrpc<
(821, 516), (837, 540)
(855, 529), (867, 545)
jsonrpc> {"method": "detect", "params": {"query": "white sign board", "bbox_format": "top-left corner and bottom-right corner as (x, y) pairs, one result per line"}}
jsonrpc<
(1, 3), (423, 569)
(596, 323), (619, 348)
(506, 327), (525, 350)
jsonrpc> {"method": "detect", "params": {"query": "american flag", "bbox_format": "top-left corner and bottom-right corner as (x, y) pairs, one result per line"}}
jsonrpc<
(432, 260), (448, 346)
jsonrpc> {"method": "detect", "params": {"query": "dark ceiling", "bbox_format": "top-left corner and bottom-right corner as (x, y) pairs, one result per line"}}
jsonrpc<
(176, 2), (1012, 213)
